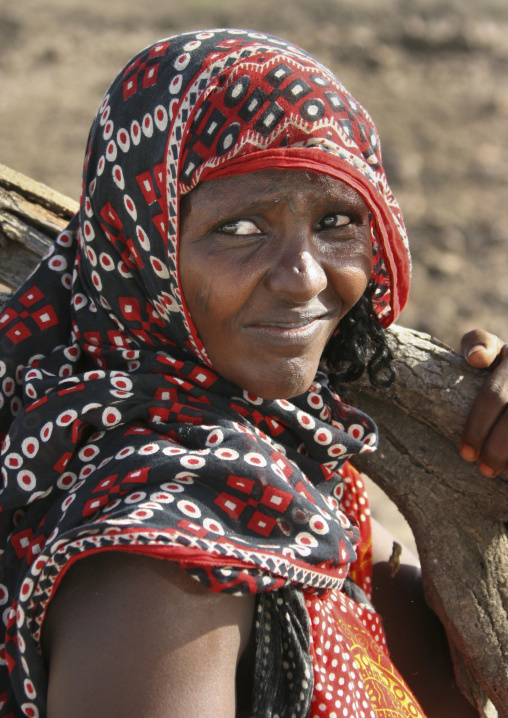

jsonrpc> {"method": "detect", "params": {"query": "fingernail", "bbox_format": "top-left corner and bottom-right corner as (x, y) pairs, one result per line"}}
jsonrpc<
(466, 345), (485, 360)
(478, 462), (495, 477)
(460, 445), (476, 462)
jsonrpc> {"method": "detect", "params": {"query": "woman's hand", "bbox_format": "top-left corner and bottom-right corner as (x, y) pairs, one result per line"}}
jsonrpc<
(460, 329), (508, 477)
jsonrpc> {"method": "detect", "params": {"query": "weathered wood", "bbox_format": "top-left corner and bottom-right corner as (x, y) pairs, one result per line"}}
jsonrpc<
(0, 162), (78, 289)
(1, 163), (507, 716)
(0, 163), (78, 218)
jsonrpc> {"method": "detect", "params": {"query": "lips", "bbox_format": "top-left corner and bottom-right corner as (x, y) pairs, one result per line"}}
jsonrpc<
(246, 309), (331, 329)
(254, 317), (324, 329)
(243, 310), (336, 347)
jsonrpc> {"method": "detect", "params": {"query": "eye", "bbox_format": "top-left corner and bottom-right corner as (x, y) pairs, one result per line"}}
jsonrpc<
(218, 219), (261, 236)
(318, 213), (351, 230)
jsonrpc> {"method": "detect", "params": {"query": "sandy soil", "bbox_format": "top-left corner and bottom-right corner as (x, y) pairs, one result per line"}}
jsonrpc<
(2, 0), (507, 551)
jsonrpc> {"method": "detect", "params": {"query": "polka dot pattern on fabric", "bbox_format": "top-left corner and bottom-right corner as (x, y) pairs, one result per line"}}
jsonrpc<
(306, 588), (425, 717)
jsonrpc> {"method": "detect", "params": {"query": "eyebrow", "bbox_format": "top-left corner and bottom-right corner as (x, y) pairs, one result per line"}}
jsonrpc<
(205, 188), (364, 216)
(212, 196), (282, 218)
(180, 177), (368, 234)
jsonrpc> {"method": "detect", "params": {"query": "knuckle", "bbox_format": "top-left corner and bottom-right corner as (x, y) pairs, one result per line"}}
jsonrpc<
(484, 376), (508, 403)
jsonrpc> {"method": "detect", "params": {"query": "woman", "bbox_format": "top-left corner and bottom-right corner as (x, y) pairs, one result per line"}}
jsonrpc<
(0, 29), (506, 718)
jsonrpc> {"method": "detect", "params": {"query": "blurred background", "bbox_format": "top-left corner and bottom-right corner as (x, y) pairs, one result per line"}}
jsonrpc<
(1, 0), (507, 547)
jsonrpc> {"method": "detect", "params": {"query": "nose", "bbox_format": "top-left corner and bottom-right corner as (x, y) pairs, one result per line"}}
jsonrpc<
(264, 228), (327, 303)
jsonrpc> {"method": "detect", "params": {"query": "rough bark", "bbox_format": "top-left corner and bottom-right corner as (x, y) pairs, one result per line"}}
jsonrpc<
(1, 164), (507, 716)
(0, 162), (78, 290)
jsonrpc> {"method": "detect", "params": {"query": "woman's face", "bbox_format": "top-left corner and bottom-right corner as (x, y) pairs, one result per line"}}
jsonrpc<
(179, 169), (373, 399)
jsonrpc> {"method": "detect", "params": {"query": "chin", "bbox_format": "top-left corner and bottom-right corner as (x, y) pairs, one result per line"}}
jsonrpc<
(239, 358), (320, 401)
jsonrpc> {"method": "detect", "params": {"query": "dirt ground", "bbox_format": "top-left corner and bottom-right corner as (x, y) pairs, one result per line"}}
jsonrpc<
(2, 0), (508, 551)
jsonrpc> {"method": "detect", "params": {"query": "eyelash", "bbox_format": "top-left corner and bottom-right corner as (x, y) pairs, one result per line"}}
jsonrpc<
(218, 219), (260, 236)
(318, 213), (352, 229)
(216, 212), (355, 237)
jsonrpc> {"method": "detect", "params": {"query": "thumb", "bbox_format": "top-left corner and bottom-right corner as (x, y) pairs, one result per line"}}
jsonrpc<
(461, 329), (506, 368)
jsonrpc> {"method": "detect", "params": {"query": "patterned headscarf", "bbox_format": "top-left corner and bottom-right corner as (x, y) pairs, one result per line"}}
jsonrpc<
(0, 30), (410, 716)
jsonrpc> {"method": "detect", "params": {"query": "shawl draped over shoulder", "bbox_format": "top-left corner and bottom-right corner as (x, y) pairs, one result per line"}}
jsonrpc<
(0, 29), (418, 718)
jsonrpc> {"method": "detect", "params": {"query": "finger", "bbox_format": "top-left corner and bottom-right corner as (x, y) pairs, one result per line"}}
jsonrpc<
(474, 406), (508, 477)
(461, 329), (506, 369)
(460, 363), (508, 467)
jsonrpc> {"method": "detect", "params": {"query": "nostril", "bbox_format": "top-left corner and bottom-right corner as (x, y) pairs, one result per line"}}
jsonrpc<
(265, 249), (327, 301)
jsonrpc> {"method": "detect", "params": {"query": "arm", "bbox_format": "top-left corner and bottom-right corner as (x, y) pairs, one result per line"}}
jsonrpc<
(42, 552), (255, 718)
(370, 518), (479, 718)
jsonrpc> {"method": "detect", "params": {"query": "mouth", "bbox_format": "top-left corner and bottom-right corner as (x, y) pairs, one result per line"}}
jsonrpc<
(244, 312), (335, 345)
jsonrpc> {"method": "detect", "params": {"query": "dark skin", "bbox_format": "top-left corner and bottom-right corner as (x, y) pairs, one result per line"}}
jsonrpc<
(178, 170), (374, 399)
(42, 553), (255, 718)
(371, 521), (480, 718)
(460, 330), (508, 477)
(42, 171), (507, 716)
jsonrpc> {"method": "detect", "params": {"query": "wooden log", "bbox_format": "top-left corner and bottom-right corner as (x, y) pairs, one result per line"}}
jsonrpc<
(1, 163), (506, 716)
(0, 162), (78, 290)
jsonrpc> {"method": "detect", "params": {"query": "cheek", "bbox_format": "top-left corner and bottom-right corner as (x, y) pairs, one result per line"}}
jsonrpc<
(180, 261), (236, 360)
(333, 255), (372, 312)
(187, 277), (213, 317)
(179, 248), (211, 323)
(352, 241), (373, 294)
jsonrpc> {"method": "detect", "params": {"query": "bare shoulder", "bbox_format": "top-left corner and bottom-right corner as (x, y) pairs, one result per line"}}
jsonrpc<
(42, 552), (255, 718)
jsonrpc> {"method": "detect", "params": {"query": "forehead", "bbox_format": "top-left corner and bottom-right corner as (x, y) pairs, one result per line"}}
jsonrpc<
(180, 169), (368, 221)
